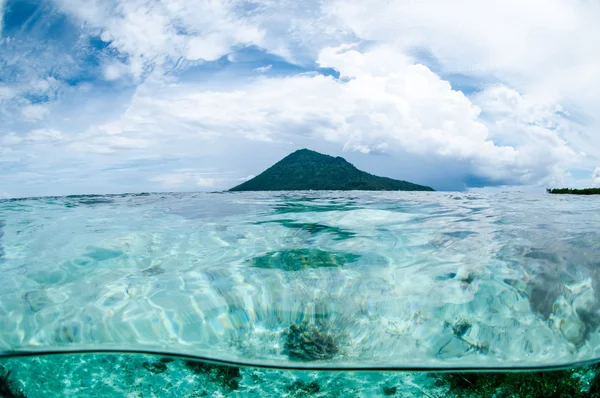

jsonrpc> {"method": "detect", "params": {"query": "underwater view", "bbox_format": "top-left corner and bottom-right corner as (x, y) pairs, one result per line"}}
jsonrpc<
(1, 191), (600, 396)
(1, 352), (600, 397)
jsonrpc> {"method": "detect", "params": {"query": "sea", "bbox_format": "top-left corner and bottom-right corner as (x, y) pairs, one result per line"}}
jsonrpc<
(0, 191), (599, 397)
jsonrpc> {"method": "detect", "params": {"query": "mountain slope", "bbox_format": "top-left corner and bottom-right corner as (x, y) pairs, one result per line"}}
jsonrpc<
(229, 149), (434, 192)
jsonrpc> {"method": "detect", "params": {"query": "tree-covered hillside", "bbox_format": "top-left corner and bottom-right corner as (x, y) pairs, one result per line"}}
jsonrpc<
(229, 149), (434, 192)
(547, 188), (600, 195)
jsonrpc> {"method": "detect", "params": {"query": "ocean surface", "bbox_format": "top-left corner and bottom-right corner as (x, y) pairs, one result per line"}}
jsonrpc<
(0, 191), (599, 396)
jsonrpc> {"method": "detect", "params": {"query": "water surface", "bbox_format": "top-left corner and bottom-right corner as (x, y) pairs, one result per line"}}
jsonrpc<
(0, 191), (599, 371)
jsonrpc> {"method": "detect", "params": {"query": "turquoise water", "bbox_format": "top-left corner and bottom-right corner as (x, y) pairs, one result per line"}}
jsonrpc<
(0, 191), (599, 395)
(1, 353), (599, 397)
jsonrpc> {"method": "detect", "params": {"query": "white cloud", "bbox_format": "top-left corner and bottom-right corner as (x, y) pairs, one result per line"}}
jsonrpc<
(103, 62), (129, 81)
(1, 77), (60, 122)
(69, 44), (576, 187)
(27, 129), (63, 142)
(327, 0), (599, 84)
(148, 172), (221, 190)
(21, 104), (50, 121)
(0, 84), (14, 100)
(472, 85), (579, 184)
(0, 129), (62, 148)
(593, 167), (600, 187)
(4, 0), (600, 195)
(325, 0), (600, 163)
(186, 34), (230, 62)
(1, 132), (22, 146)
(254, 65), (272, 73)
(149, 173), (187, 187)
(196, 177), (215, 187)
(31, 77), (59, 94)
(55, 0), (264, 78)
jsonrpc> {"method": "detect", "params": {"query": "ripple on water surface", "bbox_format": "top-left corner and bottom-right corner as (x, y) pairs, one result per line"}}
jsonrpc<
(0, 191), (599, 370)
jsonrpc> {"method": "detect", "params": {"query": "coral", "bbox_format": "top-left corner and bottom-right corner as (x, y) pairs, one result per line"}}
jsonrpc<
(443, 318), (489, 354)
(0, 367), (27, 398)
(183, 360), (241, 391)
(250, 248), (360, 271)
(438, 365), (600, 398)
(381, 385), (398, 396)
(285, 380), (321, 396)
(283, 323), (339, 361)
(450, 319), (472, 338)
(142, 358), (172, 374)
(141, 266), (165, 276)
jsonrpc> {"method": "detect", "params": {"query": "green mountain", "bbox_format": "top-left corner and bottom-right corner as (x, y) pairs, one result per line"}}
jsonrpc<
(229, 149), (434, 192)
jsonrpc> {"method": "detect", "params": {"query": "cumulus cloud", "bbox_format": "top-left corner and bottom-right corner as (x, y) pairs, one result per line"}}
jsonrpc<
(472, 85), (579, 184)
(327, 0), (599, 87)
(2, 0), (599, 195)
(103, 62), (129, 81)
(196, 177), (215, 187)
(56, 43), (575, 188)
(325, 0), (600, 162)
(55, 0), (264, 78)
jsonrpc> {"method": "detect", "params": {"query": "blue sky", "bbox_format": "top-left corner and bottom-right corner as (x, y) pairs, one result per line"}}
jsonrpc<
(1, 0), (600, 197)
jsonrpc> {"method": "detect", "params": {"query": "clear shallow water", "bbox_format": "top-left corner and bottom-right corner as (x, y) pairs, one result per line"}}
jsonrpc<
(0, 191), (599, 370)
(1, 353), (599, 397)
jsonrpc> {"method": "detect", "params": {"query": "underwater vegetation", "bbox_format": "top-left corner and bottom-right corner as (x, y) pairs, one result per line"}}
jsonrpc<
(285, 380), (321, 396)
(142, 357), (173, 374)
(441, 318), (490, 355)
(141, 265), (166, 276)
(283, 323), (340, 361)
(0, 367), (26, 398)
(183, 359), (241, 391)
(272, 202), (359, 214)
(381, 385), (398, 396)
(249, 248), (360, 271)
(438, 364), (600, 398)
(254, 219), (356, 241)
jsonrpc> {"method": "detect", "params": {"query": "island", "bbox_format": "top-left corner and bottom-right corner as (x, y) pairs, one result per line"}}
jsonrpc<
(547, 188), (600, 195)
(229, 149), (434, 192)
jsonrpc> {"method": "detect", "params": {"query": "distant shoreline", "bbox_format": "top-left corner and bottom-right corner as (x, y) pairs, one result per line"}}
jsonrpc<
(547, 188), (600, 195)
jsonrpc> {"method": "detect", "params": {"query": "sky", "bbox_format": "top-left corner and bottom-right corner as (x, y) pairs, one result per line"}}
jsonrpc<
(1, 0), (600, 197)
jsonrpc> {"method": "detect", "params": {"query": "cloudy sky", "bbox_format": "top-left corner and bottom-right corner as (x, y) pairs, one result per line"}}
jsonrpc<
(1, 0), (599, 197)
